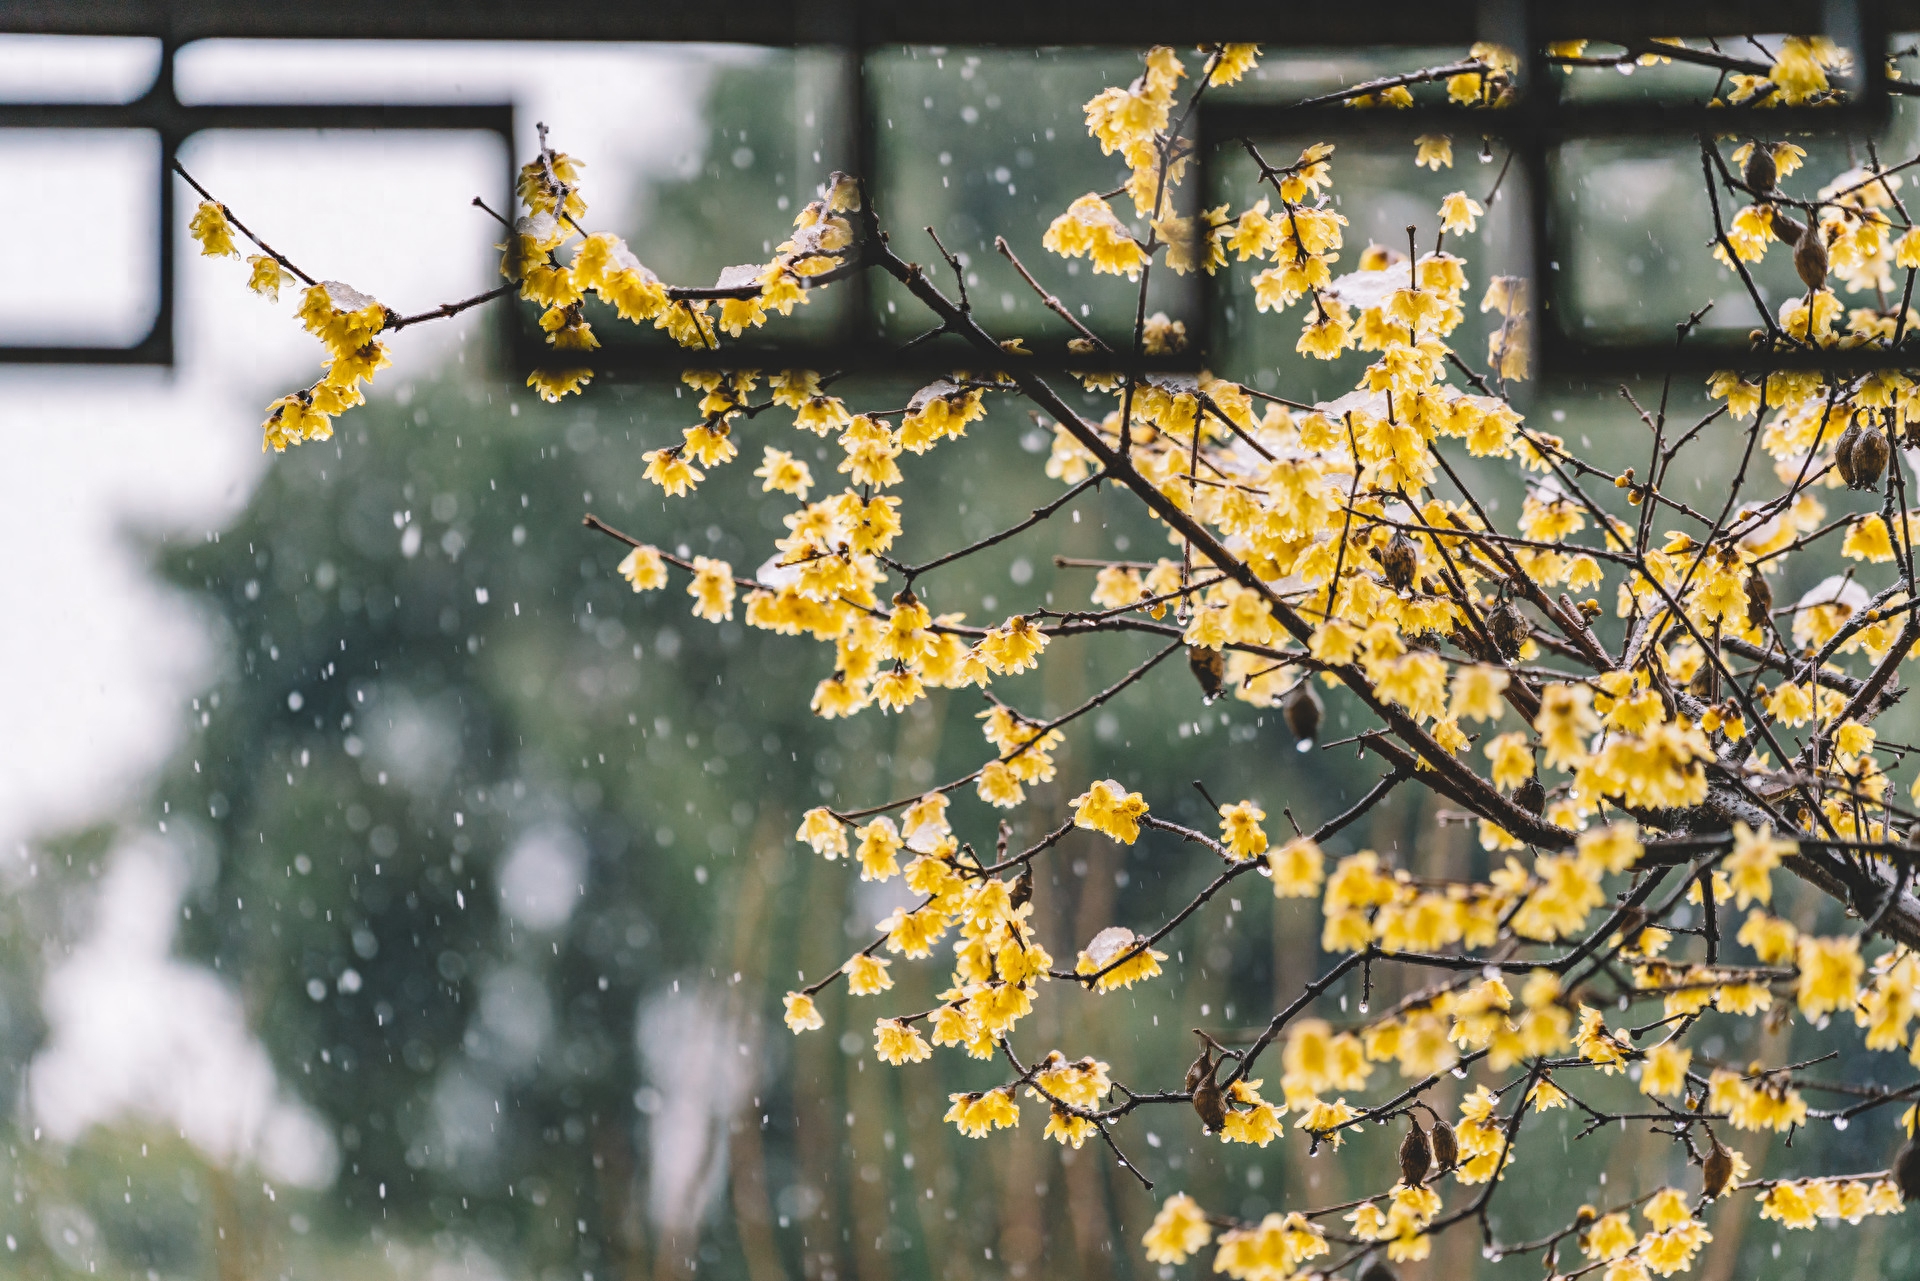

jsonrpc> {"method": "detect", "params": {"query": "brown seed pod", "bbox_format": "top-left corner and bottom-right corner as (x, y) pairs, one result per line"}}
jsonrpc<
(1398, 1118), (1432, 1186)
(1184, 1049), (1212, 1094)
(1702, 1140), (1734, 1199)
(1358, 1261), (1398, 1281)
(1832, 420), (1862, 484)
(1009, 863), (1033, 911)
(1689, 655), (1719, 702)
(1745, 569), (1773, 633)
(1794, 219), (1829, 292)
(1743, 144), (1778, 195)
(1487, 598), (1527, 660)
(1850, 427), (1890, 491)
(1283, 679), (1324, 750)
(1896, 1136), (1920, 1203)
(1188, 644), (1225, 702)
(1191, 1071), (1227, 1134)
(1514, 775), (1546, 816)
(1429, 1117), (1459, 1172)
(1379, 531), (1418, 593)
(1771, 210), (1807, 246)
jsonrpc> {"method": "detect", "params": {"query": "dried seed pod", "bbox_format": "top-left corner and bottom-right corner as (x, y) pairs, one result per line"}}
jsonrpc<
(1896, 1136), (1920, 1203)
(1379, 531), (1418, 593)
(1745, 569), (1773, 633)
(1514, 775), (1546, 816)
(1184, 1049), (1212, 1094)
(1283, 679), (1324, 750)
(1358, 1262), (1398, 1281)
(1795, 219), (1829, 292)
(1689, 655), (1719, 702)
(1771, 210), (1807, 246)
(1743, 143), (1778, 194)
(1832, 420), (1862, 484)
(1398, 1117), (1432, 1186)
(1429, 1117), (1459, 1172)
(1191, 1069), (1227, 1134)
(1849, 427), (1890, 491)
(1487, 598), (1527, 660)
(1702, 1140), (1734, 1199)
(1188, 644), (1225, 702)
(1009, 863), (1033, 912)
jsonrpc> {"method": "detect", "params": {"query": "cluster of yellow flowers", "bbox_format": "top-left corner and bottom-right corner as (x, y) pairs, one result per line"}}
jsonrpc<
(189, 201), (393, 451)
(188, 30), (1920, 1280)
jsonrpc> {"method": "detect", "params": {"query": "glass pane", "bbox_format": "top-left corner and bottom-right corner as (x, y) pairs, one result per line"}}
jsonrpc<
(0, 35), (160, 103)
(0, 129), (156, 346)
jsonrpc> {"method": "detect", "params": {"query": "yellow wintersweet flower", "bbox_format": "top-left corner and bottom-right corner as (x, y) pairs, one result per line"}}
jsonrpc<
(1576, 821), (1643, 875)
(1766, 681), (1814, 726)
(1759, 1180), (1819, 1229)
(1796, 934), (1862, 1017)
(1219, 800), (1269, 859)
(844, 953), (893, 995)
(1575, 1005), (1629, 1072)
(1484, 732), (1534, 790)
(873, 1018), (932, 1064)
(1639, 1042), (1691, 1097)
(810, 675), (867, 720)
(188, 200), (240, 258)
(1439, 191), (1484, 234)
(1267, 836), (1325, 897)
(1212, 1212), (1327, 1280)
(795, 806), (847, 859)
(687, 555), (736, 622)
(782, 991), (824, 1032)
(854, 817), (903, 881)
(1142, 1193), (1212, 1264)
(981, 615), (1049, 674)
(870, 667), (925, 713)
(1449, 664), (1509, 722)
(1583, 1211), (1636, 1260)
(1072, 779), (1150, 844)
(1043, 1107), (1098, 1148)
(1414, 133), (1453, 170)
(1075, 925), (1165, 992)
(616, 544), (668, 591)
(642, 447), (703, 497)
(1205, 43), (1260, 87)
(244, 253), (289, 300)
(1724, 821), (1794, 908)
(1534, 682), (1600, 769)
(1842, 515), (1896, 563)
(753, 445), (813, 499)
